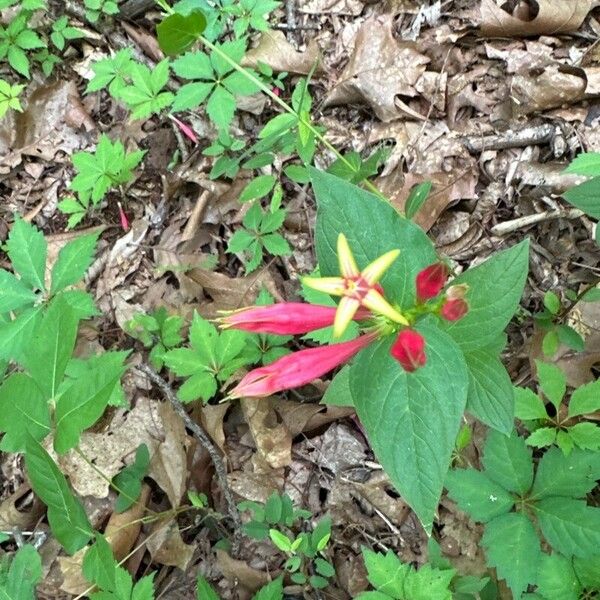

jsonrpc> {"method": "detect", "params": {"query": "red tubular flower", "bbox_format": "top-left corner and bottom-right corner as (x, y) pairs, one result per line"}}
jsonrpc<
(415, 263), (448, 302)
(440, 298), (469, 321)
(229, 334), (376, 398)
(218, 302), (370, 335)
(390, 329), (426, 373)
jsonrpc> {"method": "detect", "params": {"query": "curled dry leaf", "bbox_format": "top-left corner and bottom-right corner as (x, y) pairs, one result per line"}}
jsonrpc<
(480, 0), (597, 37)
(243, 30), (322, 75)
(324, 14), (435, 122)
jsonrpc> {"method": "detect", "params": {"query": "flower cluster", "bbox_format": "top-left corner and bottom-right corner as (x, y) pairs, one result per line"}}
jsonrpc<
(218, 234), (469, 398)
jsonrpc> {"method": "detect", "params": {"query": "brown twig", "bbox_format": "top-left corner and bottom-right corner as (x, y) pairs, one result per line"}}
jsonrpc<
(136, 364), (243, 556)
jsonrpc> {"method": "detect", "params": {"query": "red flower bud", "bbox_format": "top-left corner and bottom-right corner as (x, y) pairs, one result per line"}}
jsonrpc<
(441, 298), (469, 321)
(390, 329), (426, 373)
(415, 263), (448, 302)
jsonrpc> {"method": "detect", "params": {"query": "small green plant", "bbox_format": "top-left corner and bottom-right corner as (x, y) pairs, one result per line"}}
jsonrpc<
(163, 312), (252, 402)
(197, 574), (283, 600)
(59, 134), (145, 228)
(86, 48), (137, 97)
(125, 307), (184, 370)
(84, 0), (121, 23)
(535, 290), (585, 356)
(0, 545), (42, 599)
(0, 79), (24, 118)
(446, 429), (600, 597)
(516, 361), (600, 454)
(227, 202), (291, 273)
(112, 443), (151, 512)
(171, 40), (260, 130)
(0, 10), (46, 78)
(50, 16), (85, 51)
(327, 148), (388, 185)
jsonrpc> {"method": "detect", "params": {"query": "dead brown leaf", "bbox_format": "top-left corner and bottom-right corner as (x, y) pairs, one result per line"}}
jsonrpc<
(480, 0), (596, 37)
(216, 549), (271, 593)
(243, 30), (322, 75)
(196, 401), (231, 453)
(298, 0), (364, 15)
(146, 519), (195, 570)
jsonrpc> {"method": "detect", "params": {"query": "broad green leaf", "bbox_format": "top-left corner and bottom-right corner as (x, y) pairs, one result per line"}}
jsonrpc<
(131, 574), (155, 600)
(171, 50), (213, 80)
(536, 361), (566, 409)
(515, 386), (547, 420)
(440, 240), (529, 352)
(404, 181), (432, 220)
(50, 232), (99, 295)
(206, 85), (235, 130)
(113, 444), (150, 512)
(568, 379), (600, 417)
(567, 422), (600, 451)
(196, 575), (220, 600)
(0, 270), (38, 313)
(239, 175), (276, 202)
(25, 436), (93, 554)
(252, 577), (283, 600)
(556, 429), (575, 455)
(351, 321), (468, 531)
(7, 216), (47, 291)
(261, 234), (290, 256)
(0, 307), (42, 363)
(534, 497), (600, 557)
(362, 548), (408, 597)
(482, 430), (533, 494)
(573, 555), (600, 589)
(482, 512), (541, 597)
(403, 564), (454, 600)
(564, 152), (600, 176)
(557, 324), (584, 352)
(157, 11), (206, 56)
(463, 349), (514, 433)
(0, 545), (42, 600)
(0, 373), (50, 452)
(543, 291), (561, 314)
(312, 168), (437, 307)
(445, 469), (514, 522)
(54, 352), (127, 453)
(535, 553), (580, 600)
(177, 371), (217, 402)
(563, 176), (600, 219)
(23, 297), (79, 400)
(172, 81), (213, 111)
(320, 365), (353, 407)
(531, 447), (600, 499)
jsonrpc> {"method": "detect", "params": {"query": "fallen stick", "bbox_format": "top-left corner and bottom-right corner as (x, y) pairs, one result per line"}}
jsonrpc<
(463, 124), (556, 153)
(490, 207), (584, 236)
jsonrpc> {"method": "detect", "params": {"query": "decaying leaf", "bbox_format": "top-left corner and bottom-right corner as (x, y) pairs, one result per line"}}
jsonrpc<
(480, 0), (597, 37)
(146, 518), (195, 571)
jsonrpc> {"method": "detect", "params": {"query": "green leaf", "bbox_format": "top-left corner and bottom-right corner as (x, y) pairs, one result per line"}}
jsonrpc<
(542, 329), (559, 356)
(269, 529), (292, 552)
(531, 447), (600, 499)
(206, 85), (236, 130)
(404, 181), (432, 220)
(223, 70), (261, 96)
(582, 287), (600, 302)
(312, 169), (437, 307)
(8, 45), (30, 78)
(403, 564), (454, 600)
(573, 555), (600, 589)
(526, 427), (557, 448)
(440, 240), (530, 352)
(568, 379), (600, 416)
(50, 232), (99, 295)
(54, 352), (128, 453)
(25, 436), (93, 554)
(362, 548), (409, 597)
(535, 553), (580, 600)
(113, 443), (150, 512)
(320, 365), (353, 407)
(23, 297), (80, 399)
(0, 545), (43, 600)
(515, 386), (547, 420)
(157, 11), (206, 57)
(0, 270), (38, 313)
(543, 291), (561, 314)
(534, 497), (600, 557)
(239, 175), (276, 202)
(556, 325), (584, 352)
(350, 321), (468, 531)
(564, 152), (600, 176)
(482, 430), (533, 495)
(261, 234), (290, 256)
(566, 422), (600, 451)
(556, 429), (575, 455)
(536, 361), (566, 409)
(0, 373), (50, 452)
(196, 575), (220, 600)
(481, 512), (541, 597)
(563, 176), (600, 219)
(445, 468), (515, 522)
(0, 307), (43, 363)
(83, 534), (116, 592)
(463, 348), (514, 433)
(7, 217), (47, 291)
(172, 81), (214, 111)
(252, 577), (283, 600)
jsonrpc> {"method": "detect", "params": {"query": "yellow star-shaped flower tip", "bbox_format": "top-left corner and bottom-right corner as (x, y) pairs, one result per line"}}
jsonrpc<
(303, 234), (408, 337)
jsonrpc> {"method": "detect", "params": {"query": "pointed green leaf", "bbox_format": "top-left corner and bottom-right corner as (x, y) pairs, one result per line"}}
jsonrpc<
(50, 232), (99, 295)
(535, 553), (580, 600)
(482, 512), (541, 597)
(361, 548), (409, 597)
(536, 361), (566, 409)
(0, 545), (43, 600)
(196, 575), (220, 600)
(0, 307), (43, 363)
(568, 379), (600, 417)
(566, 422), (600, 451)
(7, 216), (47, 291)
(157, 11), (206, 57)
(515, 386), (548, 420)
(351, 321), (468, 531)
(25, 436), (93, 554)
(526, 427), (557, 448)
(403, 564), (454, 600)
(0, 269), (38, 313)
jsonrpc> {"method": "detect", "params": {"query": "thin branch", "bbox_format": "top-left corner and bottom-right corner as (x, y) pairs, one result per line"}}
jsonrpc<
(136, 364), (243, 556)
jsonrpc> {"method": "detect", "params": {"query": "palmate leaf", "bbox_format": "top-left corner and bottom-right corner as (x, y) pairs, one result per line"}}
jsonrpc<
(482, 512), (541, 597)
(25, 436), (93, 554)
(351, 321), (468, 531)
